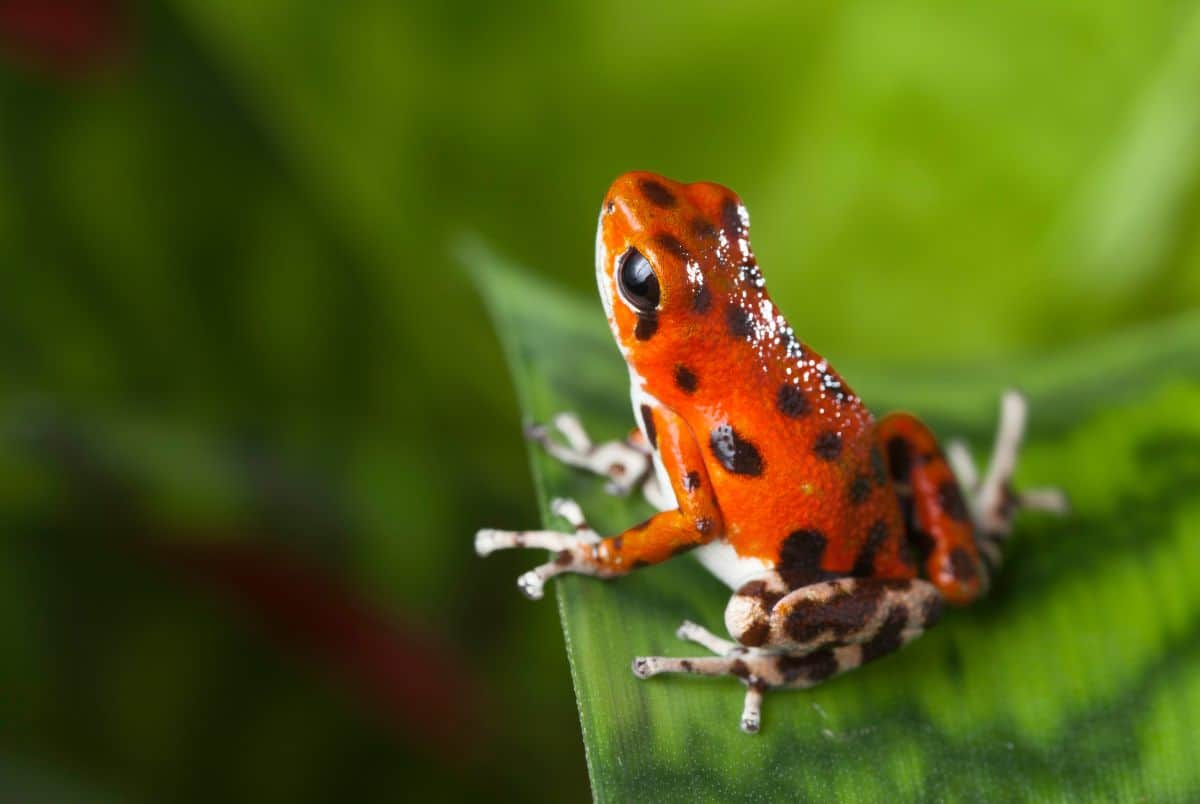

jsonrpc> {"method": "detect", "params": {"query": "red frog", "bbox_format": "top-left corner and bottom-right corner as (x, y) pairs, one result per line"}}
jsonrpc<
(476, 172), (1068, 734)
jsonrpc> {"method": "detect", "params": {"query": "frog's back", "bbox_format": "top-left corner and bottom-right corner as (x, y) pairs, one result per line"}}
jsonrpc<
(666, 311), (912, 582)
(598, 172), (913, 582)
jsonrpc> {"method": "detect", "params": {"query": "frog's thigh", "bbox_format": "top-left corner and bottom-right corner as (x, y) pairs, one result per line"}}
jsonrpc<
(725, 574), (943, 661)
(875, 412), (987, 605)
(636, 575), (943, 702)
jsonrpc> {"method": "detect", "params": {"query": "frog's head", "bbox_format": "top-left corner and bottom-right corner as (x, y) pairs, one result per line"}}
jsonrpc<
(596, 172), (757, 378)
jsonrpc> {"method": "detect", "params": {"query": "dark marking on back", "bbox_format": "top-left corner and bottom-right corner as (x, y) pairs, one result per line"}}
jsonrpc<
(949, 547), (978, 583)
(639, 179), (676, 208)
(674, 364), (698, 394)
(887, 436), (913, 482)
(777, 384), (810, 418)
(683, 471), (701, 492)
(691, 218), (719, 240)
(780, 529), (827, 571)
(849, 474), (872, 505)
(721, 197), (744, 236)
(812, 430), (843, 461)
(640, 405), (657, 449)
(852, 519), (889, 576)
(861, 607), (909, 663)
(635, 313), (658, 341)
(725, 305), (753, 338)
(692, 284), (712, 314)
(695, 518), (715, 536)
(938, 481), (970, 523)
(710, 424), (764, 476)
(654, 232), (690, 261)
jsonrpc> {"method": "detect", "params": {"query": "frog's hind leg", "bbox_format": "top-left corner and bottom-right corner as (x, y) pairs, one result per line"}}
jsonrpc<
(946, 390), (1069, 569)
(633, 576), (942, 733)
(876, 412), (990, 605)
(525, 412), (666, 507)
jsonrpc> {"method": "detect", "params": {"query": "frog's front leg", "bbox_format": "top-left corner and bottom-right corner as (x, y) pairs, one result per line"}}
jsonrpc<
(525, 412), (667, 508)
(477, 405), (721, 599)
(633, 575), (943, 733)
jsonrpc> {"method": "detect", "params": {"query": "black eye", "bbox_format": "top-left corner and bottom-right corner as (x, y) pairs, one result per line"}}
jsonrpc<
(618, 248), (660, 311)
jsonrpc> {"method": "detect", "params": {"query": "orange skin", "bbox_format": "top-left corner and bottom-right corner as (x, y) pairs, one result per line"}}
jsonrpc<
(590, 172), (985, 606)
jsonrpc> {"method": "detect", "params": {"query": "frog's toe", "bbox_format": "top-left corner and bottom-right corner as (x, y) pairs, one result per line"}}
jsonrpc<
(549, 497), (587, 528)
(740, 684), (765, 734)
(474, 529), (496, 557)
(517, 569), (547, 600)
(1018, 487), (1070, 514)
(522, 419), (549, 443)
(473, 526), (584, 556)
(550, 412), (592, 452)
(631, 651), (775, 735)
(675, 619), (740, 655)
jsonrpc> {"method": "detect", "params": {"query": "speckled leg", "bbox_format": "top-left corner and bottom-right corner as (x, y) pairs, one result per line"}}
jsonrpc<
(949, 390), (1070, 570)
(633, 576), (942, 734)
(525, 412), (665, 506)
(475, 497), (605, 599)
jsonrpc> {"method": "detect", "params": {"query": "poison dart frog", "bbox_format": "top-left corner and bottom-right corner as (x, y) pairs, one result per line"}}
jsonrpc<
(476, 172), (1068, 734)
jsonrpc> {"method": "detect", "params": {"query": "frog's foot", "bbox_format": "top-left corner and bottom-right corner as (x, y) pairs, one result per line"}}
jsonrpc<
(525, 413), (667, 508)
(633, 620), (770, 733)
(632, 620), (840, 735)
(947, 390), (1069, 568)
(475, 497), (606, 600)
(635, 578), (943, 734)
(634, 623), (862, 735)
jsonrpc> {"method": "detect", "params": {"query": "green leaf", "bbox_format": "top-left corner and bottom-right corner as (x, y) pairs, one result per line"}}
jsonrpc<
(467, 238), (1200, 802)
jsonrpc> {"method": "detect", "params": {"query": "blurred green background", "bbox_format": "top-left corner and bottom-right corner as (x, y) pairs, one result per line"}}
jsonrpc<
(1, 1), (1199, 801)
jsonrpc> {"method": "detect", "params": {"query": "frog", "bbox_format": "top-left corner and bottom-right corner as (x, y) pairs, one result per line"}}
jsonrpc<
(475, 171), (1069, 734)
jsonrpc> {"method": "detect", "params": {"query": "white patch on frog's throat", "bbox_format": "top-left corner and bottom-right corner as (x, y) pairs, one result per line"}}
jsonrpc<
(695, 541), (773, 590)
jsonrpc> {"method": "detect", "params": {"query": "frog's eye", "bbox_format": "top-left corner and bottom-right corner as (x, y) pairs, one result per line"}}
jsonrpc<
(618, 248), (660, 312)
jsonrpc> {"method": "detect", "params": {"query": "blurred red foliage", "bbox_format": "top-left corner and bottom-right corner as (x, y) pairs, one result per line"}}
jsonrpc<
(0, 0), (127, 75)
(152, 541), (486, 755)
